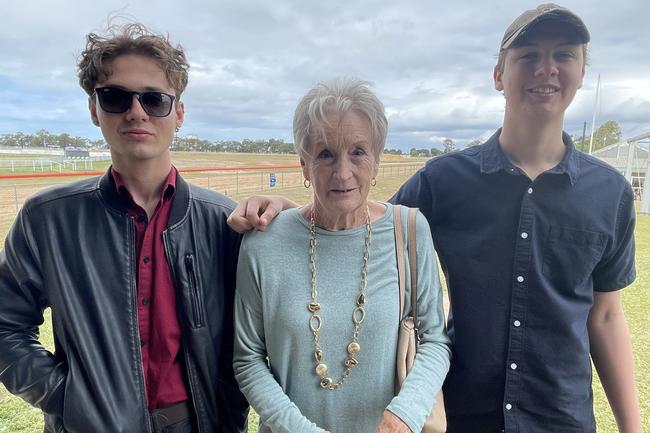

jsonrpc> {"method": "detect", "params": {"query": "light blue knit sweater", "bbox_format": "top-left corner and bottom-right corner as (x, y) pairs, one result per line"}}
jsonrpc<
(234, 203), (450, 433)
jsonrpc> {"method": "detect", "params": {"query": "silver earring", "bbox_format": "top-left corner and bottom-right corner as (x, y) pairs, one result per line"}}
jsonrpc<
(303, 179), (311, 188)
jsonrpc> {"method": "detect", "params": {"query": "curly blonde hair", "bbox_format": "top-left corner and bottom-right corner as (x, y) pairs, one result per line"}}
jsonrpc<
(77, 23), (189, 97)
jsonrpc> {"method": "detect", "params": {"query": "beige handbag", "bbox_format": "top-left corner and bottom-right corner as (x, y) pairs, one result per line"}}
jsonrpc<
(393, 205), (446, 433)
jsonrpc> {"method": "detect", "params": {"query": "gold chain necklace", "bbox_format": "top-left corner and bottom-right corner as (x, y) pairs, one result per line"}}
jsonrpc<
(308, 205), (372, 390)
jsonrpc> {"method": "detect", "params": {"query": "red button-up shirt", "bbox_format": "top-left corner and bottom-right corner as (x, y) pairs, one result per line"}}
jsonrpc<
(112, 167), (188, 410)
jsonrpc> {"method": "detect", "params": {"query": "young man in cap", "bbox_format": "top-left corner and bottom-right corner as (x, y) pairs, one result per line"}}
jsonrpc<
(227, 4), (642, 433)
(389, 4), (642, 432)
(0, 24), (247, 433)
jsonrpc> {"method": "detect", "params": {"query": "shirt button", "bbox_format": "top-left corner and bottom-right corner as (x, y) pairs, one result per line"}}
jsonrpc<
(516, 275), (524, 283)
(143, 257), (150, 264)
(514, 320), (521, 327)
(510, 362), (518, 370)
(505, 403), (512, 410)
(527, 187), (533, 194)
(520, 232), (528, 239)
(142, 298), (149, 306)
(140, 340), (145, 347)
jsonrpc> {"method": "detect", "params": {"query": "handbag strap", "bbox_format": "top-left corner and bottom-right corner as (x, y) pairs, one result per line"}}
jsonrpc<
(407, 207), (419, 333)
(393, 205), (420, 329)
(393, 205), (407, 319)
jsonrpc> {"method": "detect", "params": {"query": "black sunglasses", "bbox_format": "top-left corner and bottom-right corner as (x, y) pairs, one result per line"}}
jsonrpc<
(94, 86), (176, 117)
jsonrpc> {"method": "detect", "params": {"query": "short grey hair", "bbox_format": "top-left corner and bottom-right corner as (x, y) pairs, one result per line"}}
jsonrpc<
(293, 78), (388, 160)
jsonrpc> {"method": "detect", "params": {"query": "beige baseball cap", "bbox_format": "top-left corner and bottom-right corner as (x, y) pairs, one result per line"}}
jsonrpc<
(500, 3), (590, 50)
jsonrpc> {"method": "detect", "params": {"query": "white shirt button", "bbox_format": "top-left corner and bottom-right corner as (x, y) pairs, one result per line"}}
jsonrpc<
(510, 363), (518, 370)
(505, 403), (513, 410)
(527, 187), (533, 194)
(514, 320), (521, 327)
(516, 276), (524, 283)
(520, 232), (528, 239)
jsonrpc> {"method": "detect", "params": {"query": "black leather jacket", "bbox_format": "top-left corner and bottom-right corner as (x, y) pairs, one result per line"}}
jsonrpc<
(0, 171), (248, 433)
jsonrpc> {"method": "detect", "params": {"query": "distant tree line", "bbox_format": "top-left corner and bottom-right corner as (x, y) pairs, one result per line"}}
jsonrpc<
(0, 130), (298, 154)
(0, 130), (104, 149)
(8, 123), (620, 157)
(402, 138), (482, 158)
(171, 137), (296, 154)
(389, 119), (624, 159)
(0, 130), (449, 157)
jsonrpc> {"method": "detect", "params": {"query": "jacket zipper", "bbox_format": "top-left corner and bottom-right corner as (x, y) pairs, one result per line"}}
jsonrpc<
(183, 345), (204, 433)
(129, 216), (153, 433)
(162, 235), (204, 431)
(185, 254), (205, 328)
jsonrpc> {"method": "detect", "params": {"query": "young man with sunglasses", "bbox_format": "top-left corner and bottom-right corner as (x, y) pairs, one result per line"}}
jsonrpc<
(227, 4), (642, 433)
(0, 24), (247, 433)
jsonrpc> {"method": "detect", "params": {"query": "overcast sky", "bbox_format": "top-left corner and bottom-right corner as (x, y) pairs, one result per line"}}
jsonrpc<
(1, 0), (648, 151)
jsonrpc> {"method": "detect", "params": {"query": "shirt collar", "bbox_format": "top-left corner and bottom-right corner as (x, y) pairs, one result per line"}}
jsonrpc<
(110, 166), (177, 209)
(480, 128), (580, 185)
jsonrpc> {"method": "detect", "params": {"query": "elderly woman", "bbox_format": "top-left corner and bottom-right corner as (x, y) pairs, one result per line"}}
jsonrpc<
(233, 78), (450, 433)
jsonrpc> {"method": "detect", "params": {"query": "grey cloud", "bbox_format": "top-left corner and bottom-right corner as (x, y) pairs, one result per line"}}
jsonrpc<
(1, 0), (648, 151)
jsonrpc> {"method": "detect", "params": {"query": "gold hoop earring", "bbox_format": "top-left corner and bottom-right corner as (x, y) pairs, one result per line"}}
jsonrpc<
(303, 179), (311, 188)
(371, 178), (377, 187)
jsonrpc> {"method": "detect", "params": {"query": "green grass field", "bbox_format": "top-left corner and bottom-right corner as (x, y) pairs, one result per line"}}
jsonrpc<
(0, 152), (648, 432)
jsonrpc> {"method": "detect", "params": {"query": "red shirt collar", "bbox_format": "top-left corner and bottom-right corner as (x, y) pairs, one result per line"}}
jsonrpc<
(111, 166), (177, 207)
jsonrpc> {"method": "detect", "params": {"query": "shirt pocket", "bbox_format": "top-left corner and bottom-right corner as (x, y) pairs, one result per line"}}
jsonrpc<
(542, 226), (606, 290)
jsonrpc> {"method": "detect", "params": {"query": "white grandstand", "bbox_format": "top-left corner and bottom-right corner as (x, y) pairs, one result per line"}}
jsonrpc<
(592, 132), (650, 214)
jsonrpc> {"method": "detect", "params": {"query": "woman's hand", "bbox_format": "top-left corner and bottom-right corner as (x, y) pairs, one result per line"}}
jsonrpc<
(227, 195), (297, 233)
(374, 410), (412, 433)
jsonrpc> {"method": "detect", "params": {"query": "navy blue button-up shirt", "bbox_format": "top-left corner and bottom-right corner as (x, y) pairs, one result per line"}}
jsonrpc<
(391, 130), (636, 433)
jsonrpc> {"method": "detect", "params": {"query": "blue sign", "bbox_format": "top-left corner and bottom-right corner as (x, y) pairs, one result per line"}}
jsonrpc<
(269, 173), (276, 187)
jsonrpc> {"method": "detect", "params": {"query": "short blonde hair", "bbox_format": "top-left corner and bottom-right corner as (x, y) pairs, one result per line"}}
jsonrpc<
(293, 78), (388, 161)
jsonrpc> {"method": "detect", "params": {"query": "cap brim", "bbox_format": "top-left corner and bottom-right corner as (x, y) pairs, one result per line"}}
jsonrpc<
(502, 12), (590, 50)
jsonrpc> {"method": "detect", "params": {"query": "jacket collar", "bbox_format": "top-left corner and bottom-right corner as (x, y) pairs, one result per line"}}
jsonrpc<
(480, 128), (580, 185)
(99, 167), (190, 227)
